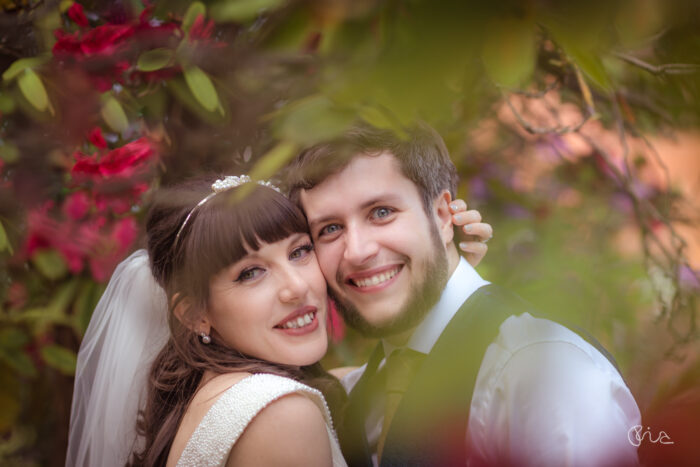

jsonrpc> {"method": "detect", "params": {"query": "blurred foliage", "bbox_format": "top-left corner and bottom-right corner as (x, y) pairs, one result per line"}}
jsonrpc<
(0, 0), (698, 464)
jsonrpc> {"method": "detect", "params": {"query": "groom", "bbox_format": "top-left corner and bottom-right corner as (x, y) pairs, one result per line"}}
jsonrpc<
(286, 123), (641, 466)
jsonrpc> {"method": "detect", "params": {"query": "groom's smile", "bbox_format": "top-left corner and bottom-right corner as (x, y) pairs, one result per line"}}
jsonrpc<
(346, 264), (403, 290)
(300, 152), (449, 337)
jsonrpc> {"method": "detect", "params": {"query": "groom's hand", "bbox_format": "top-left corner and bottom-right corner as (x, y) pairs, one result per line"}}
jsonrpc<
(449, 199), (493, 267)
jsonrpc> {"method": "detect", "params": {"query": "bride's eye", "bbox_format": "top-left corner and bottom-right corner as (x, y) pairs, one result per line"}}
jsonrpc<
(289, 243), (314, 261)
(236, 267), (264, 282)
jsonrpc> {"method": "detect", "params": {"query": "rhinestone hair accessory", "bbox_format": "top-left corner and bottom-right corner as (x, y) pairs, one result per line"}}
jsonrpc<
(173, 175), (281, 248)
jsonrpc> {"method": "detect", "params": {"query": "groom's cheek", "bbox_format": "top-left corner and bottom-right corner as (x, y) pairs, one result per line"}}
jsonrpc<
(315, 242), (342, 287)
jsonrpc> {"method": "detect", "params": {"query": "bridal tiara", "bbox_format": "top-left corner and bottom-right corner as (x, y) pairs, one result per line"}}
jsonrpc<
(173, 175), (281, 248)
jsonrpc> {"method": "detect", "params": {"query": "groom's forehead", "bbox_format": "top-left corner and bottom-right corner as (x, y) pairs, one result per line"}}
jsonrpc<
(299, 153), (423, 231)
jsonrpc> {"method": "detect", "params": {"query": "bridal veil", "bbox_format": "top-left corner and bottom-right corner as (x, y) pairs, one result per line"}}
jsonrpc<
(66, 249), (170, 466)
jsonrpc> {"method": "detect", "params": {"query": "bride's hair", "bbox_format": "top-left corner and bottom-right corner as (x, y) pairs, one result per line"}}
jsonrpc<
(130, 178), (346, 466)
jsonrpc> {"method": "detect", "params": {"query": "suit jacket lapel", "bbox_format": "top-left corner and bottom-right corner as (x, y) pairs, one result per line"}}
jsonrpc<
(380, 285), (524, 466)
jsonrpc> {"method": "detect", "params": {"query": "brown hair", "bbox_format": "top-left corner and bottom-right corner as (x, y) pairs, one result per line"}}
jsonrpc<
(130, 178), (345, 466)
(284, 122), (459, 214)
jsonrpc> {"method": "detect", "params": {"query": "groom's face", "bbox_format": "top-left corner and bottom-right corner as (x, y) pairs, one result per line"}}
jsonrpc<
(299, 152), (449, 337)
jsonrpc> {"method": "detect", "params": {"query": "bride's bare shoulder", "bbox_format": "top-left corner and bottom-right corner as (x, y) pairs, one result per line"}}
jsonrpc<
(226, 392), (332, 467)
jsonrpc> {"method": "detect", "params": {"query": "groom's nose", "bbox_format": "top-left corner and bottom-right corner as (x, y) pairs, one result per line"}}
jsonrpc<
(343, 223), (379, 266)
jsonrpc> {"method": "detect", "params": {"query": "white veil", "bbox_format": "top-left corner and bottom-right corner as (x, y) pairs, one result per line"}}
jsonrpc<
(66, 249), (170, 467)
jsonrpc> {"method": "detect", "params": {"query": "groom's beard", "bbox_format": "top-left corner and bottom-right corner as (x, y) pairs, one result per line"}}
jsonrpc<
(330, 224), (449, 339)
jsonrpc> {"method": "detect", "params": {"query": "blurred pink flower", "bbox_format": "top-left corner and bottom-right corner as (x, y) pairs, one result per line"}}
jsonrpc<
(63, 191), (91, 220)
(88, 217), (138, 281)
(326, 299), (346, 342)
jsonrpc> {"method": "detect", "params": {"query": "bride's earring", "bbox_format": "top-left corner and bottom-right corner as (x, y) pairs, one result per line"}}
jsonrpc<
(200, 332), (211, 344)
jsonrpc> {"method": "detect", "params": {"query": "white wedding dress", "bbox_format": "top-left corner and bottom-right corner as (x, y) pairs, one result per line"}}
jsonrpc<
(176, 373), (347, 466)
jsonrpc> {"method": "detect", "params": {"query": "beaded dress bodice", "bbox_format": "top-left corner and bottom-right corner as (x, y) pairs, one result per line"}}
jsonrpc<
(176, 373), (347, 466)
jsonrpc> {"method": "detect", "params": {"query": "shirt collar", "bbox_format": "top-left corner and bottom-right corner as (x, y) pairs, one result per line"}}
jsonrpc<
(383, 257), (490, 357)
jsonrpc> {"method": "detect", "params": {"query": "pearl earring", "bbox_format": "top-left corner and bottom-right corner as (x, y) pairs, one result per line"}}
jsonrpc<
(200, 332), (211, 344)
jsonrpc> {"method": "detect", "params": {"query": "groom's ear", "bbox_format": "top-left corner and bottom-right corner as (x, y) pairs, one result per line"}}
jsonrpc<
(433, 190), (455, 247)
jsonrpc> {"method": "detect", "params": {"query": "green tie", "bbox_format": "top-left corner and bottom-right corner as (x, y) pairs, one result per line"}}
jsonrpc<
(376, 348), (425, 462)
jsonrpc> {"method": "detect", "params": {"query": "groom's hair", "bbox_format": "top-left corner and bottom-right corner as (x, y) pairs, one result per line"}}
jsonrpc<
(285, 122), (458, 215)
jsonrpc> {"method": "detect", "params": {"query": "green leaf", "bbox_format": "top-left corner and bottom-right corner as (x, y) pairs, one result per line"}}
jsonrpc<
(136, 48), (175, 72)
(183, 2), (206, 33)
(0, 92), (16, 114)
(0, 220), (10, 254)
(101, 96), (129, 133)
(0, 390), (21, 432)
(40, 345), (77, 375)
(277, 95), (355, 145)
(2, 56), (49, 82)
(210, 0), (285, 23)
(0, 328), (29, 348)
(31, 249), (68, 280)
(18, 69), (50, 113)
(73, 281), (104, 335)
(48, 279), (80, 316)
(235, 140), (298, 201)
(481, 18), (536, 88)
(567, 48), (612, 92)
(0, 142), (20, 163)
(0, 328), (28, 349)
(183, 66), (222, 113)
(249, 140), (298, 181)
(0, 348), (37, 378)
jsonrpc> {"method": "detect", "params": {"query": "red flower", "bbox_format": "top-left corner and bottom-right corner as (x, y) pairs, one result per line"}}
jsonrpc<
(72, 137), (155, 179)
(97, 138), (154, 177)
(88, 127), (107, 149)
(67, 3), (89, 28)
(79, 24), (134, 55)
(189, 14), (214, 41)
(53, 29), (82, 55)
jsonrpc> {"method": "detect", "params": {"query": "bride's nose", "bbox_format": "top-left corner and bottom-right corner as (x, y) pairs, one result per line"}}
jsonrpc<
(278, 265), (309, 303)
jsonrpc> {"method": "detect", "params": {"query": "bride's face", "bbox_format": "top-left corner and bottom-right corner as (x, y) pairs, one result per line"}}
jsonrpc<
(205, 232), (328, 366)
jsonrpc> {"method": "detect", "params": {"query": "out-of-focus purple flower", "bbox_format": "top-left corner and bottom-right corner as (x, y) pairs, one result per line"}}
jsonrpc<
(469, 177), (489, 200)
(679, 264), (700, 291)
(610, 193), (634, 215)
(504, 203), (531, 219)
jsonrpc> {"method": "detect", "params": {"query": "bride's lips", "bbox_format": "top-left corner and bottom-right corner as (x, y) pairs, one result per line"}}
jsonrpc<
(274, 305), (319, 336)
(345, 264), (403, 293)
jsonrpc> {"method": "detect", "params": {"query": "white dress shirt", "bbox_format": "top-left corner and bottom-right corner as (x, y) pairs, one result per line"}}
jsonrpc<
(341, 257), (641, 466)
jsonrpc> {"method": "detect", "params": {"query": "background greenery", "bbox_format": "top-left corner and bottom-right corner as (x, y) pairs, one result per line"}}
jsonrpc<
(0, 0), (698, 465)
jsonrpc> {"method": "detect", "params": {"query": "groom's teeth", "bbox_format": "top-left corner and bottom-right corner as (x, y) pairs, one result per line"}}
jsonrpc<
(280, 312), (315, 329)
(353, 267), (399, 288)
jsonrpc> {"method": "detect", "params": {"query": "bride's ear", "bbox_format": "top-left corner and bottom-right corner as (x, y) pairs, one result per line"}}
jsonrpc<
(172, 293), (210, 335)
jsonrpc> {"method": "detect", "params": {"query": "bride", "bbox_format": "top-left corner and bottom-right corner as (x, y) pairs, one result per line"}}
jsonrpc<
(65, 175), (490, 466)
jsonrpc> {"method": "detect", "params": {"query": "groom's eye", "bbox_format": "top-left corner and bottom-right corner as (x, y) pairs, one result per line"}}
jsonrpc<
(370, 206), (395, 220)
(318, 224), (341, 237)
